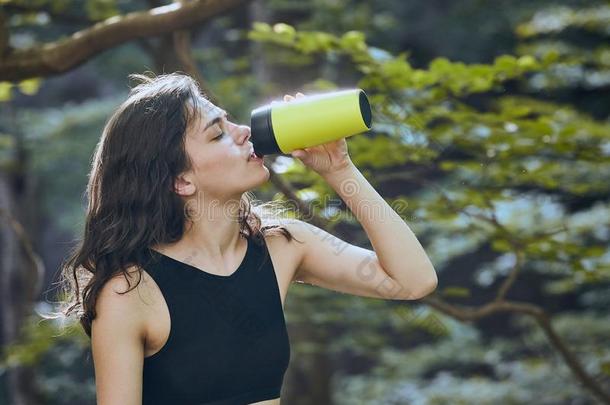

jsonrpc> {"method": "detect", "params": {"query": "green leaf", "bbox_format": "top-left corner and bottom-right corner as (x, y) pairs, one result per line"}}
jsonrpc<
(441, 286), (471, 298)
(273, 23), (296, 37)
(340, 30), (367, 52)
(17, 78), (42, 96)
(517, 55), (538, 69)
(0, 82), (12, 102)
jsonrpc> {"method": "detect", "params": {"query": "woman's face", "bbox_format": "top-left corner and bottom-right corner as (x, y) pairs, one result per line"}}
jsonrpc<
(175, 99), (269, 200)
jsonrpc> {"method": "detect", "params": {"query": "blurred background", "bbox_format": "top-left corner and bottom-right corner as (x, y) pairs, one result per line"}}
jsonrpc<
(0, 0), (609, 404)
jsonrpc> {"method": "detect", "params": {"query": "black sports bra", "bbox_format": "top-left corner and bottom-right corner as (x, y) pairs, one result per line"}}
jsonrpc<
(141, 234), (291, 404)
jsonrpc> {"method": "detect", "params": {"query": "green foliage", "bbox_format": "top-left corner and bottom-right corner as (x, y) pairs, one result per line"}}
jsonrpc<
(0, 77), (42, 101)
(515, 4), (610, 38)
(248, 16), (609, 403)
(13, 97), (122, 233)
(2, 1), (609, 403)
(0, 315), (87, 369)
(248, 21), (610, 288)
(515, 4), (610, 93)
(84, 0), (119, 21)
(332, 311), (610, 404)
(0, 313), (94, 404)
(249, 22), (547, 97)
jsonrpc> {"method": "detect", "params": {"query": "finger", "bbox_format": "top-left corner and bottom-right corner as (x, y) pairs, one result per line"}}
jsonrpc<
(284, 95), (295, 102)
(291, 149), (306, 159)
(295, 92), (305, 98)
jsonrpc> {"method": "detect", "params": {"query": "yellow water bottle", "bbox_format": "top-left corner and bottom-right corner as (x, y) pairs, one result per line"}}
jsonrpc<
(250, 89), (372, 157)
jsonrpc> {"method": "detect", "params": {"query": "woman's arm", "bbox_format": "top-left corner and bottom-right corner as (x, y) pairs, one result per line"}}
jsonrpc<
(91, 273), (146, 405)
(286, 162), (437, 300)
(285, 93), (437, 300)
(323, 163), (437, 298)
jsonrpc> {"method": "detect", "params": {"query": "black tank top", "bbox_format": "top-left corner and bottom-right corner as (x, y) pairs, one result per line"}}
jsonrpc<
(141, 234), (291, 404)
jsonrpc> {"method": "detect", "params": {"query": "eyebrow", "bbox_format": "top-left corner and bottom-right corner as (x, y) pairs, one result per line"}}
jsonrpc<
(203, 111), (227, 132)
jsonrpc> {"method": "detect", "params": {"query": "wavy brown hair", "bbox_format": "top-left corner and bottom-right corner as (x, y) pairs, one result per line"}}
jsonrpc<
(55, 72), (300, 337)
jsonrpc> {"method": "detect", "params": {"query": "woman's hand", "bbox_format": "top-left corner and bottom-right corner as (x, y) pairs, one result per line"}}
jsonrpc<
(285, 92), (355, 177)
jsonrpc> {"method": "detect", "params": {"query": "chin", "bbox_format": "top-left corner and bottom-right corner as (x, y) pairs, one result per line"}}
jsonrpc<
(243, 166), (269, 189)
(257, 166), (271, 183)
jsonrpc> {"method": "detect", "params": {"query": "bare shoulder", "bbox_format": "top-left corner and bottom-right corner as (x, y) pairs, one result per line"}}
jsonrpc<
(260, 218), (309, 284)
(93, 266), (161, 338)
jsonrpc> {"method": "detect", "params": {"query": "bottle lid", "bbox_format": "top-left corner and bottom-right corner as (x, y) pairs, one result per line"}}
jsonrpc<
(251, 104), (282, 155)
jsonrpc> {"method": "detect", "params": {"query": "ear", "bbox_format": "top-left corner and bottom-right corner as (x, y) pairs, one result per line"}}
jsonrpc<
(173, 172), (197, 197)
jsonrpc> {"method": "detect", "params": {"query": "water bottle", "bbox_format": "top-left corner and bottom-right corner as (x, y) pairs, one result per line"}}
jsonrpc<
(250, 89), (372, 157)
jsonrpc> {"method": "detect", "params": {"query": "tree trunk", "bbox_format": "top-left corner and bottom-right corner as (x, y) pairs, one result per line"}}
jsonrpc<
(0, 107), (45, 405)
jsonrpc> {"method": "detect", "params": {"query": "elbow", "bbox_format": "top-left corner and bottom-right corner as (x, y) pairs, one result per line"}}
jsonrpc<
(420, 272), (438, 298)
(404, 271), (438, 300)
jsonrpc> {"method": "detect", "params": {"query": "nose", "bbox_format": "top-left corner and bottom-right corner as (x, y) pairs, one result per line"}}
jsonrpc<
(236, 124), (251, 144)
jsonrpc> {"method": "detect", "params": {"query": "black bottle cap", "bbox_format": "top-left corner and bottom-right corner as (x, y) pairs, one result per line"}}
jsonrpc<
(250, 105), (282, 156)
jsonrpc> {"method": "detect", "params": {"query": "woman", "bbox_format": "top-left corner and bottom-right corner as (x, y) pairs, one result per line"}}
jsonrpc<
(58, 72), (438, 404)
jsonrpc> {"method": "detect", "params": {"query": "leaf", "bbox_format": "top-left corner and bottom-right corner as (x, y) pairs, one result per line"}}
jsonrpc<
(517, 55), (538, 69)
(340, 31), (367, 52)
(17, 78), (42, 96)
(273, 23), (296, 37)
(494, 55), (518, 74)
(441, 286), (471, 298)
(0, 82), (12, 101)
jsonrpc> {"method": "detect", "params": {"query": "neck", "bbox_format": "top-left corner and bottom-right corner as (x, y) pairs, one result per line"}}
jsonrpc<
(182, 193), (244, 254)
(155, 193), (246, 259)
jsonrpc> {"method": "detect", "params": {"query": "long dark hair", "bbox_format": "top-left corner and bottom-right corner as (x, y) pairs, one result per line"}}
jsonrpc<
(56, 72), (299, 337)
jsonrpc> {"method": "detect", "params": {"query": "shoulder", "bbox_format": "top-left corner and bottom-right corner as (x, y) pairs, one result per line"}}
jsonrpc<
(261, 217), (325, 249)
(259, 218), (311, 283)
(93, 267), (153, 340)
(259, 218), (333, 282)
(261, 217), (312, 237)
(260, 217), (310, 248)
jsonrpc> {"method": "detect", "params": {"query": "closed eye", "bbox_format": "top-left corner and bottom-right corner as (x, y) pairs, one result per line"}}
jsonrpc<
(213, 132), (225, 141)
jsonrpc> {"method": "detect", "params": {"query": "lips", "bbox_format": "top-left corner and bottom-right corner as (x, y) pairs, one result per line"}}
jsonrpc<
(248, 149), (264, 160)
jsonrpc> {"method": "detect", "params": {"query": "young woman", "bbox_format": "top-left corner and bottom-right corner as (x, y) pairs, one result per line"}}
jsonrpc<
(58, 72), (437, 405)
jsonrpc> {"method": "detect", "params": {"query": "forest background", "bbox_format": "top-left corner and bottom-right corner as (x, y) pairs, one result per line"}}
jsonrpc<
(0, 0), (609, 404)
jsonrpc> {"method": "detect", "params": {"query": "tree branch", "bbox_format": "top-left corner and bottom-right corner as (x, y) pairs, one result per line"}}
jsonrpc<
(405, 174), (609, 402)
(266, 163), (330, 230)
(171, 27), (221, 105)
(0, 10), (9, 58)
(423, 296), (610, 403)
(495, 250), (523, 301)
(0, 0), (250, 81)
(423, 296), (543, 320)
